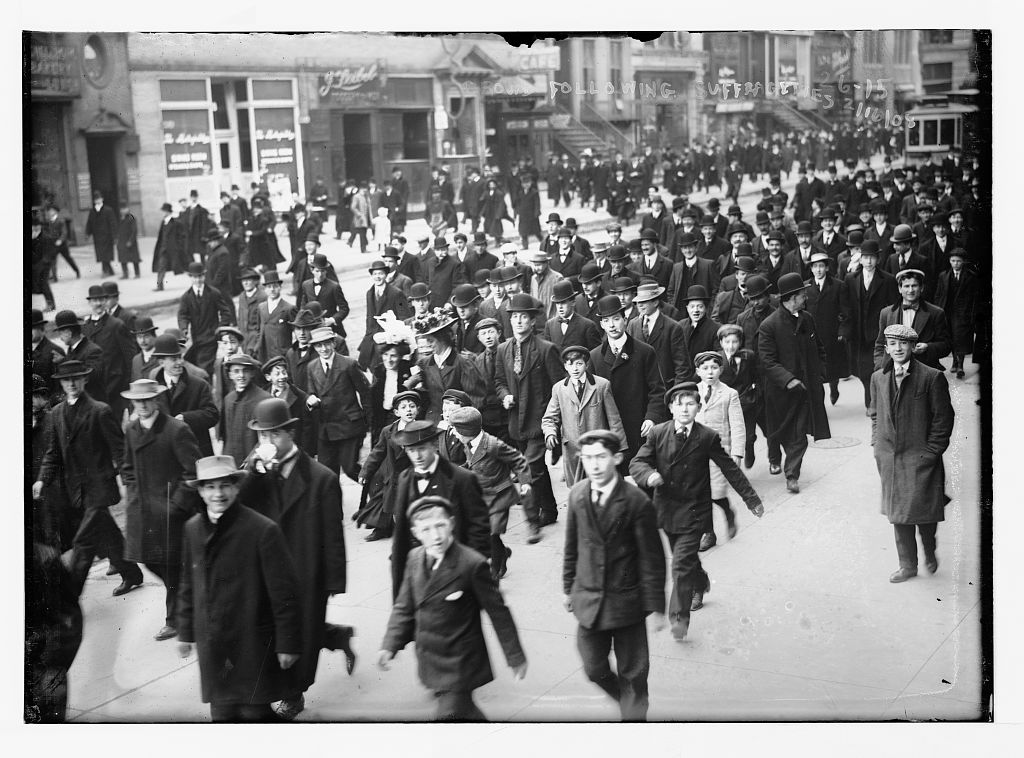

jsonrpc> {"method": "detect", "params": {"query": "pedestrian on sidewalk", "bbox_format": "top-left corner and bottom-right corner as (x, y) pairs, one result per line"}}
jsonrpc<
(31, 212), (57, 312)
(869, 325), (954, 583)
(44, 204), (79, 281)
(378, 495), (527, 721)
(85, 191), (118, 276)
(116, 202), (141, 279)
(152, 202), (187, 292)
(564, 430), (666, 721)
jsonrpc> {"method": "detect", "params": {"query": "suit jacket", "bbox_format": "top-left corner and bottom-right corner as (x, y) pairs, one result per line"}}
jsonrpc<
(543, 313), (603, 352)
(627, 254), (674, 290)
(31, 337), (66, 396)
(473, 348), (507, 429)
(412, 350), (487, 424)
(462, 431), (531, 499)
(389, 456), (492, 599)
(258, 297), (296, 362)
(630, 420), (761, 532)
(382, 542), (525, 691)
(873, 302), (951, 371)
(426, 256), (467, 310)
(626, 309), (693, 386)
(177, 286), (235, 354)
(696, 235), (731, 263)
(219, 384), (271, 466)
(711, 285), (749, 325)
(574, 291), (605, 327)
(81, 313), (134, 402)
(237, 288), (268, 357)
(680, 316), (723, 363)
(108, 304), (139, 338)
(285, 344), (318, 393)
(396, 252), (424, 284)
(667, 258), (720, 310)
(864, 223), (895, 257)
(541, 374), (627, 456)
(813, 231), (848, 261)
(154, 368), (219, 457)
(563, 476), (666, 630)
(933, 269), (978, 352)
(839, 269), (900, 348)
(299, 278), (349, 337)
(38, 394), (122, 508)
(804, 275), (844, 377)
(494, 334), (565, 440)
(307, 353), (369, 441)
(549, 250), (587, 282)
(588, 335), (667, 455)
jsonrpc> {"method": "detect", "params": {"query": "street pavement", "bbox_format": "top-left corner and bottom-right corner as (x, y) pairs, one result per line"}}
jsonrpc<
(34, 163), (986, 722)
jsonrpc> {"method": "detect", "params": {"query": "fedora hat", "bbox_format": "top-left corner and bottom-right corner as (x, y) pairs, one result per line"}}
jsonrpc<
(53, 360), (93, 380)
(223, 353), (261, 368)
(891, 224), (916, 243)
(606, 277), (637, 294)
(186, 455), (246, 487)
(506, 293), (542, 313)
(263, 270), (283, 285)
(202, 226), (222, 243)
(308, 327), (340, 344)
(528, 249), (552, 263)
(818, 208), (836, 221)
(121, 378), (167, 401)
(31, 308), (47, 327)
(394, 419), (443, 447)
(579, 262), (603, 283)
(551, 280), (577, 303)
(288, 308), (324, 329)
(744, 275), (770, 299)
(595, 294), (626, 318)
(808, 251), (831, 266)
(450, 283), (482, 307)
(682, 285), (710, 302)
(634, 282), (666, 303)
(247, 397), (299, 431)
(776, 272), (808, 298)
(409, 282), (432, 300)
(151, 333), (183, 357)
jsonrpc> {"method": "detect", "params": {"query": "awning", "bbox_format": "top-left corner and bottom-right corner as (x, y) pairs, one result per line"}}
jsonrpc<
(489, 74), (547, 98)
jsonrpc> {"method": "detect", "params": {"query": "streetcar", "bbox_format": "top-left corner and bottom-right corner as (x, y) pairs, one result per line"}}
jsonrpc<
(903, 91), (979, 166)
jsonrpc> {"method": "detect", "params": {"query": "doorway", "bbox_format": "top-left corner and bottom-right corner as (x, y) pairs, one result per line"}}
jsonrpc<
(343, 114), (374, 182)
(86, 135), (120, 209)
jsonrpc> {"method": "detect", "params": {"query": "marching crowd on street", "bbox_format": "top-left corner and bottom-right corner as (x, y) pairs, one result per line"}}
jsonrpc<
(27, 123), (984, 723)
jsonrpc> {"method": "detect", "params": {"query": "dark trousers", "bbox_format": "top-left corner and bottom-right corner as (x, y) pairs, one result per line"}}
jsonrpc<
(67, 497), (141, 595)
(665, 525), (708, 626)
(120, 261), (140, 278)
(515, 435), (556, 523)
(747, 403), (781, 464)
(776, 404), (810, 481)
(51, 245), (80, 279)
(576, 620), (650, 721)
(145, 561), (181, 627)
(893, 523), (938, 570)
(352, 227), (368, 252)
(210, 702), (276, 722)
(317, 436), (362, 482)
(185, 340), (218, 377)
(850, 342), (875, 408)
(434, 690), (486, 721)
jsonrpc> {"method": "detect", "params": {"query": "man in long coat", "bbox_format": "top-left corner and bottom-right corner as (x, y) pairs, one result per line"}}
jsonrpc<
(219, 354), (271, 466)
(240, 398), (352, 720)
(120, 379), (202, 641)
(81, 284), (135, 419)
(85, 191), (118, 276)
(803, 251), (846, 405)
(869, 325), (954, 583)
(358, 260), (412, 369)
(151, 333), (219, 457)
(177, 456), (303, 722)
(177, 262), (235, 374)
(758, 273), (832, 494)
(933, 248), (978, 379)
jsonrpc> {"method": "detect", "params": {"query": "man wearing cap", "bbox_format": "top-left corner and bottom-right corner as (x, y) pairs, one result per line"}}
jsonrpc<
(839, 240), (899, 410)
(590, 294), (667, 473)
(236, 269), (267, 357)
(177, 455), (302, 722)
(630, 381), (763, 641)
(257, 270), (296, 363)
(82, 284), (135, 419)
(389, 422), (491, 595)
(758, 273), (832, 493)
(526, 249), (565, 321)
(102, 281), (138, 337)
(667, 232), (720, 312)
(178, 262), (236, 375)
(153, 201), (188, 291)
(627, 282), (693, 387)
(873, 269), (951, 373)
(52, 310), (107, 401)
(804, 251), (846, 405)
(120, 379), (203, 641)
(933, 248), (978, 379)
(424, 237), (467, 311)
(30, 310), (66, 398)
(219, 353), (272, 466)
(712, 256), (757, 325)
(35, 360), (145, 596)
(150, 333), (218, 457)
(239, 398), (352, 719)
(696, 215), (730, 264)
(545, 280), (602, 352)
(358, 260), (412, 369)
(869, 325), (955, 584)
(679, 285), (722, 364)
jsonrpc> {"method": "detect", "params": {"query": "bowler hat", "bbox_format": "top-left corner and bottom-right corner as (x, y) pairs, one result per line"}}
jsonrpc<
(735, 256), (756, 274)
(409, 282), (432, 300)
(449, 406), (483, 437)
(187, 262), (205, 276)
(160, 202), (173, 213)
(891, 224), (916, 244)
(450, 283), (482, 307)
(766, 230), (785, 243)
(305, 232), (320, 246)
(151, 333), (182, 357)
(846, 230), (865, 247)
(671, 197), (686, 211)
(883, 324), (919, 343)
(506, 293), (542, 313)
(120, 378), (167, 401)
(634, 282), (666, 303)
(948, 247), (969, 259)
(263, 270), (283, 285)
(682, 285), (710, 303)
(432, 236), (450, 251)
(870, 198), (887, 213)
(931, 212), (949, 228)
(728, 204), (743, 215)
(223, 353), (261, 368)
(473, 232), (488, 245)
(577, 429), (622, 454)
(639, 228), (659, 242)
(311, 253), (331, 270)
(818, 208), (836, 221)
(547, 212), (563, 224)
(394, 419), (443, 447)
(368, 260), (388, 274)
(796, 221), (814, 235)
(247, 397), (299, 431)
(382, 245), (401, 259)
(699, 215), (716, 227)
(564, 217), (579, 229)
(551, 280), (578, 303)
(472, 269), (491, 287)
(675, 232), (699, 248)
(202, 227), (222, 243)
(665, 380), (700, 405)
(406, 494), (455, 520)
(681, 208), (699, 219)
(186, 455), (247, 487)
(744, 275), (771, 299)
(776, 273), (808, 299)
(606, 245), (629, 262)
(86, 285), (106, 300)
(579, 263), (603, 283)
(595, 294), (626, 318)
(31, 308), (47, 327)
(556, 227), (573, 239)
(626, 239), (642, 252)
(101, 281), (120, 297)
(607, 277), (638, 294)
(497, 266), (523, 284)
(53, 360), (93, 380)
(707, 198), (721, 209)
(860, 240), (881, 258)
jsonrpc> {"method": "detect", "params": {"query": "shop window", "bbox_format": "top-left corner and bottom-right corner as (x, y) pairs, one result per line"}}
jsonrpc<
(234, 80), (249, 103)
(237, 108), (253, 172)
(253, 80), (293, 100)
(403, 113), (429, 160)
(160, 79), (207, 102)
(211, 82), (230, 129)
(940, 118), (956, 147)
(219, 143), (231, 168)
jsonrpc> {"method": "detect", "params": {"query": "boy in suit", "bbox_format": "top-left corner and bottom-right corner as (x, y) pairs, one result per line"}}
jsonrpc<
(630, 382), (764, 641)
(564, 430), (666, 721)
(378, 496), (527, 721)
(542, 345), (627, 487)
(449, 407), (531, 581)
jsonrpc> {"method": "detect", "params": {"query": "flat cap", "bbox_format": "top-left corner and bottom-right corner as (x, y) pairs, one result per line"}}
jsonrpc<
(883, 324), (919, 342)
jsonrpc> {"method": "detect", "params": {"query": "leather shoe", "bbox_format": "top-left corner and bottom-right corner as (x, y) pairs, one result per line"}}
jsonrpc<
(769, 463), (782, 475)
(499, 547), (512, 579)
(786, 478), (800, 494)
(274, 695), (305, 721)
(112, 577), (143, 596)
(364, 529), (387, 542)
(698, 532), (717, 552)
(889, 568), (918, 583)
(726, 519), (738, 540)
(527, 524), (542, 544)
(670, 617), (690, 641)
(830, 386), (840, 405)
(539, 511), (558, 527)
(743, 450), (755, 469)
(925, 555), (939, 574)
(154, 625), (177, 641)
(690, 592), (704, 612)
(105, 565), (119, 576)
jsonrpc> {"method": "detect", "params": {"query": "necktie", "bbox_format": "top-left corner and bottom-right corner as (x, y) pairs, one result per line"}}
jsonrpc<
(485, 349), (494, 378)
(677, 426), (688, 444)
(642, 316), (651, 341)
(576, 380), (585, 400)
(591, 489), (602, 508)
(323, 361), (331, 374)
(704, 386), (713, 406)
(513, 339), (522, 374)
(955, 273), (960, 282)
(900, 256), (907, 268)
(731, 356), (739, 374)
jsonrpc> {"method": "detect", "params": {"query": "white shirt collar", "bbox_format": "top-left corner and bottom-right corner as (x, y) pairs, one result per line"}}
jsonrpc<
(415, 456), (440, 477)
(591, 475), (619, 500)
(434, 346), (453, 367)
(608, 333), (628, 352)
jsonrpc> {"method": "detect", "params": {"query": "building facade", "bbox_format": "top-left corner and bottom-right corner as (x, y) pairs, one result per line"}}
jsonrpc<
(631, 32), (707, 149)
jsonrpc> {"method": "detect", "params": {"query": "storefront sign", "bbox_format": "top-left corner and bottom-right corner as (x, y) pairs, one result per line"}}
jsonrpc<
(517, 46), (560, 73)
(162, 109), (212, 177)
(708, 33), (742, 87)
(317, 63), (384, 105)
(76, 172), (92, 211)
(813, 38), (852, 84)
(30, 33), (81, 98)
(254, 108), (298, 211)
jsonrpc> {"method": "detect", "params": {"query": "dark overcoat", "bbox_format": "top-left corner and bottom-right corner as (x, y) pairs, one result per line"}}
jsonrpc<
(368, 360), (414, 440)
(154, 368), (219, 457)
(414, 350), (487, 424)
(757, 306), (831, 442)
(85, 203), (118, 263)
(358, 284), (412, 368)
(240, 450), (347, 692)
(562, 477), (666, 630)
(803, 275), (847, 381)
(257, 297), (296, 362)
(64, 337), (107, 403)
(494, 334), (565, 441)
(307, 354), (369, 442)
(177, 504), (303, 705)
(933, 269), (978, 354)
(588, 335), (667, 457)
(869, 359), (954, 524)
(626, 310), (694, 386)
(177, 285), (235, 374)
(543, 313), (603, 352)
(381, 542), (525, 692)
(359, 420), (411, 522)
(81, 314), (134, 405)
(219, 384), (271, 466)
(116, 212), (140, 264)
(121, 412), (202, 563)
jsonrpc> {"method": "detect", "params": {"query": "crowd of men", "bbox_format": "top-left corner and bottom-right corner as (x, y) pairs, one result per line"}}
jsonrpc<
(27, 123), (983, 722)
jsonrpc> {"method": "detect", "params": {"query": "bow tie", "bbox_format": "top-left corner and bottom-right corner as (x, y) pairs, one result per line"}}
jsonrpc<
(559, 317), (572, 324)
(414, 471), (433, 482)
(901, 303), (919, 311)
